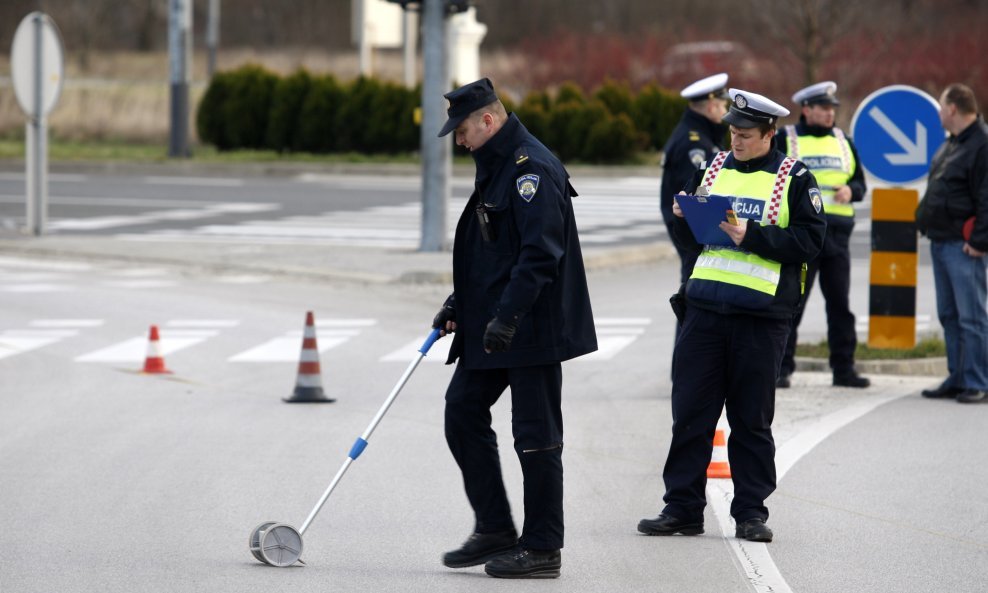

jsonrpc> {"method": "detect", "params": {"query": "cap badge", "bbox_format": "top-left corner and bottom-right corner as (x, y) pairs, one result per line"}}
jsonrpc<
(735, 94), (748, 109)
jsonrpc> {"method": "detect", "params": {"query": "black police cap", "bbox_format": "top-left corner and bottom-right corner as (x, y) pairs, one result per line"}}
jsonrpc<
(438, 78), (499, 137)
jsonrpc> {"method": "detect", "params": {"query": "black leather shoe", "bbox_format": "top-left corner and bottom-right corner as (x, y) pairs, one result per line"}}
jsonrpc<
(735, 518), (773, 542)
(637, 513), (704, 536)
(833, 371), (870, 388)
(921, 384), (962, 399)
(442, 529), (518, 568)
(956, 389), (987, 403)
(485, 548), (560, 579)
(776, 373), (791, 389)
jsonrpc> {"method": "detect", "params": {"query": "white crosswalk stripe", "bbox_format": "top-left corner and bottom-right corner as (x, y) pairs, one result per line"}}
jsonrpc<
(119, 177), (665, 248)
(0, 329), (79, 360)
(380, 317), (652, 363)
(75, 328), (218, 363)
(228, 319), (376, 362)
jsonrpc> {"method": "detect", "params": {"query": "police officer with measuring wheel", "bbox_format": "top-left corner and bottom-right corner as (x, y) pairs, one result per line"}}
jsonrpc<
(432, 78), (597, 579)
(775, 82), (870, 389)
(638, 89), (826, 542)
(661, 73), (731, 283)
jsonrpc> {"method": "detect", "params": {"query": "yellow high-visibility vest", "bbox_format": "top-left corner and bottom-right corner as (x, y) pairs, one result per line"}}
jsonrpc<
(785, 126), (855, 217)
(688, 151), (795, 308)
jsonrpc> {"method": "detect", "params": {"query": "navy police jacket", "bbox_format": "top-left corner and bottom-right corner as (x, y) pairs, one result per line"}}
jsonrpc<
(660, 109), (728, 219)
(447, 114), (598, 368)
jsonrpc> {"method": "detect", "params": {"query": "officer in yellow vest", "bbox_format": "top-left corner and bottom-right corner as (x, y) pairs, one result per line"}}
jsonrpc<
(775, 82), (870, 389)
(638, 89), (826, 543)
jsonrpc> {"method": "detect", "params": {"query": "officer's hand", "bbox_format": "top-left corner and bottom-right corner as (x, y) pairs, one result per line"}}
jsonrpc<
(672, 193), (685, 218)
(834, 185), (852, 204)
(432, 294), (456, 337)
(719, 217), (748, 246)
(483, 317), (517, 353)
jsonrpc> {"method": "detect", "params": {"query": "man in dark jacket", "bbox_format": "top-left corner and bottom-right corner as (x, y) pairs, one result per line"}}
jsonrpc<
(916, 83), (988, 404)
(661, 73), (730, 283)
(638, 88), (826, 543)
(432, 78), (597, 579)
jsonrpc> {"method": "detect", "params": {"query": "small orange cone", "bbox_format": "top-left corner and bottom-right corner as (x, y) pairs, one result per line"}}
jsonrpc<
(284, 311), (335, 403)
(141, 325), (172, 374)
(707, 427), (731, 479)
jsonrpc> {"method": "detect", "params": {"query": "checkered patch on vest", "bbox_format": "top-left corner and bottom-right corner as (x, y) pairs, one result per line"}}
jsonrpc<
(516, 174), (540, 202)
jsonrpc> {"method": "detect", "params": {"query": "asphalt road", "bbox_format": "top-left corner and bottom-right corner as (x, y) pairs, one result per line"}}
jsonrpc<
(0, 169), (885, 258)
(1, 244), (984, 593)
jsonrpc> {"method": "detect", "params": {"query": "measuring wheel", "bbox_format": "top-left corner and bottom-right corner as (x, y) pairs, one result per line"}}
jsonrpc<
(249, 522), (303, 567)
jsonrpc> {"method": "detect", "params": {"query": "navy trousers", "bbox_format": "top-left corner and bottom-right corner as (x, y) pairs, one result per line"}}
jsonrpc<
(662, 307), (789, 522)
(444, 362), (564, 550)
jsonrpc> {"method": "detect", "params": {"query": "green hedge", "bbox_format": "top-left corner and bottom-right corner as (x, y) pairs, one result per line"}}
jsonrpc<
(196, 65), (688, 163)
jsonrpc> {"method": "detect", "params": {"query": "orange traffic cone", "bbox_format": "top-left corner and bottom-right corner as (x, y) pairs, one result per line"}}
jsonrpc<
(284, 311), (335, 403)
(707, 427), (731, 479)
(141, 325), (172, 374)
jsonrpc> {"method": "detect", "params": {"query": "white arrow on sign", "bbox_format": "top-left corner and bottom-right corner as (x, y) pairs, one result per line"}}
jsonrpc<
(867, 106), (928, 165)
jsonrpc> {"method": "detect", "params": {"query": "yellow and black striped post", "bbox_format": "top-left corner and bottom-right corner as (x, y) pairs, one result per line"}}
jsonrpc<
(868, 188), (919, 349)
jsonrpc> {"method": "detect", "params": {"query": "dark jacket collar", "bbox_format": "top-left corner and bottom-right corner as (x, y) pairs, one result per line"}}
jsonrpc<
(953, 115), (985, 143)
(731, 147), (781, 173)
(472, 113), (525, 180)
(796, 115), (835, 137)
(685, 108), (729, 143)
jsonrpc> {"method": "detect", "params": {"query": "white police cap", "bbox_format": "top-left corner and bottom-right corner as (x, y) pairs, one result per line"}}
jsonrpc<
(723, 88), (790, 128)
(680, 73), (729, 102)
(791, 81), (840, 106)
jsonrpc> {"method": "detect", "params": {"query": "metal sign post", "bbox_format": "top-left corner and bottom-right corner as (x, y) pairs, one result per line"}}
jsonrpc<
(168, 0), (192, 157)
(851, 85), (947, 349)
(10, 12), (65, 236)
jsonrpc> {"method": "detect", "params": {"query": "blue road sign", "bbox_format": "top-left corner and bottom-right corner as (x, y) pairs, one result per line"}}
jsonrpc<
(850, 85), (946, 185)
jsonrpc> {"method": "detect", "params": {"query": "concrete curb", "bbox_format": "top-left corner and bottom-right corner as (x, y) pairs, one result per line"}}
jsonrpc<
(795, 356), (946, 377)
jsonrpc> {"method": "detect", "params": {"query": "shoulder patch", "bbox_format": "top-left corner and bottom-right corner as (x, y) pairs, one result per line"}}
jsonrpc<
(514, 147), (529, 165)
(516, 174), (540, 202)
(688, 148), (706, 169)
(809, 187), (823, 213)
(688, 131), (700, 141)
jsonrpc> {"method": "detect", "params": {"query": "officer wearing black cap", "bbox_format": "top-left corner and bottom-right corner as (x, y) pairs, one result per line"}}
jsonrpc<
(661, 73), (731, 283)
(775, 82), (869, 389)
(431, 78), (597, 579)
(638, 89), (826, 543)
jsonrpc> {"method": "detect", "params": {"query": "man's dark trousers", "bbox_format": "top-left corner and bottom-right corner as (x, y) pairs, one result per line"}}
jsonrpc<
(444, 362), (564, 550)
(662, 307), (788, 522)
(781, 222), (857, 376)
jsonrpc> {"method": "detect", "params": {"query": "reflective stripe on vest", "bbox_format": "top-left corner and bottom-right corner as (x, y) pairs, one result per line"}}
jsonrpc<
(786, 127), (856, 217)
(689, 154), (794, 301)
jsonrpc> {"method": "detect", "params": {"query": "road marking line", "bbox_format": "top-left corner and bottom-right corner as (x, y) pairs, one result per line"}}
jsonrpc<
(75, 330), (217, 362)
(1, 283), (74, 293)
(706, 391), (909, 593)
(166, 320), (241, 328)
(228, 319), (374, 362)
(0, 329), (79, 360)
(30, 319), (104, 328)
(144, 176), (245, 187)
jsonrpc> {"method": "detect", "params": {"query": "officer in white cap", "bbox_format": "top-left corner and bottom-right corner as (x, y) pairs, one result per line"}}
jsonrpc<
(660, 73), (730, 285)
(775, 82), (870, 390)
(638, 88), (826, 544)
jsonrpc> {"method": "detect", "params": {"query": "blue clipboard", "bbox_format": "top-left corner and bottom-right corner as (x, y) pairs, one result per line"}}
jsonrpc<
(676, 193), (737, 247)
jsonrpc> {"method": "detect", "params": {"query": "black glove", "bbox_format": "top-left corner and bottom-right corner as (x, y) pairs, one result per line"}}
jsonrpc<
(483, 317), (517, 353)
(432, 294), (456, 332)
